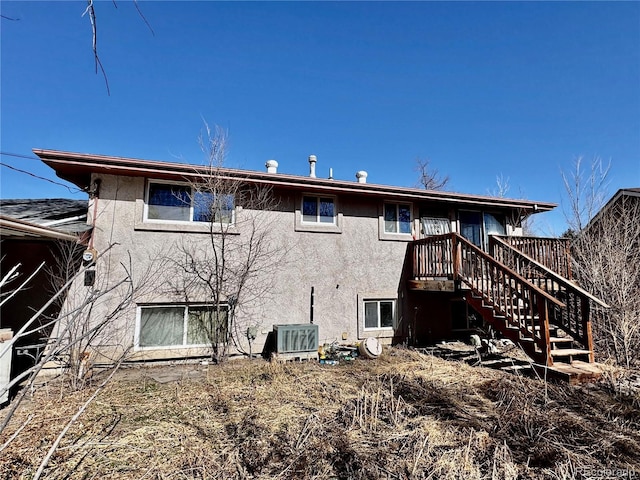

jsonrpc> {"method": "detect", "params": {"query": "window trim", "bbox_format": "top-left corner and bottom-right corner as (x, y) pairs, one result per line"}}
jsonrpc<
(301, 195), (336, 225)
(357, 293), (397, 339)
(294, 193), (342, 233)
(143, 180), (235, 225)
(378, 202), (414, 241)
(135, 303), (229, 351)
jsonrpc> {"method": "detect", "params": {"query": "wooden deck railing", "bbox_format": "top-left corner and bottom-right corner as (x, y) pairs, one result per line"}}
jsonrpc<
(412, 233), (456, 279)
(411, 233), (567, 364)
(489, 235), (606, 359)
(493, 235), (572, 279)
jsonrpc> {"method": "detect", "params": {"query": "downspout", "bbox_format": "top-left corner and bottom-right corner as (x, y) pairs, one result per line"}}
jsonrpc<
(310, 286), (315, 324)
(87, 179), (101, 250)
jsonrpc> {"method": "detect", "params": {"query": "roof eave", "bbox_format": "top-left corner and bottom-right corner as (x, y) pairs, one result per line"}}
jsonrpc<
(33, 148), (556, 213)
(0, 216), (83, 242)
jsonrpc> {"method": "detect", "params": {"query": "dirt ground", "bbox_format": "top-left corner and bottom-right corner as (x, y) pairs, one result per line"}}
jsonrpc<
(1, 348), (639, 479)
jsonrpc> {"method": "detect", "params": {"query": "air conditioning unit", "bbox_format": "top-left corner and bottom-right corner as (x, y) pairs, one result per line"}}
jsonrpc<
(273, 324), (318, 354)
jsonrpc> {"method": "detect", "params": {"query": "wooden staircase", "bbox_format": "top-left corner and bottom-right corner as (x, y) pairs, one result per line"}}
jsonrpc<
(410, 233), (608, 383)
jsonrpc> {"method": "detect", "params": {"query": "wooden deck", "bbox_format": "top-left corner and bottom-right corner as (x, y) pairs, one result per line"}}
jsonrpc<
(534, 361), (604, 385)
(409, 233), (608, 384)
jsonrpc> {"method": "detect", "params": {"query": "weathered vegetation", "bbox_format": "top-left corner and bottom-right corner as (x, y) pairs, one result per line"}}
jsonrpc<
(1, 349), (638, 479)
(561, 156), (640, 368)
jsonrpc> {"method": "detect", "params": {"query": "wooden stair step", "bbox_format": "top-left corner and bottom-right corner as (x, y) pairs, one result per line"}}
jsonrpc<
(500, 364), (531, 372)
(550, 348), (592, 357)
(537, 361), (603, 384)
(549, 336), (574, 344)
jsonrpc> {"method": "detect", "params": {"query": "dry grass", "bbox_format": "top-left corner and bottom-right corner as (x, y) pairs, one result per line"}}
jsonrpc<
(1, 348), (639, 479)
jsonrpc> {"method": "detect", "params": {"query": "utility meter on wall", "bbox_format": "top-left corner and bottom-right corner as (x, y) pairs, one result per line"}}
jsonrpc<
(82, 248), (97, 266)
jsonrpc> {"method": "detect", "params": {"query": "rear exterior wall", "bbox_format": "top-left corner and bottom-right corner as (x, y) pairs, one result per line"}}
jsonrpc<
(79, 173), (415, 361)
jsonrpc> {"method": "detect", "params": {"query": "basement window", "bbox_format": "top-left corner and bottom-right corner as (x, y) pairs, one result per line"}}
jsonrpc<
(136, 304), (228, 349)
(363, 299), (395, 330)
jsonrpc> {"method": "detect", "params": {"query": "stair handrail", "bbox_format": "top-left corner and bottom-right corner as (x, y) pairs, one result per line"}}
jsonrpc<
(411, 233), (564, 307)
(454, 233), (565, 365)
(492, 235), (572, 279)
(490, 235), (606, 360)
(411, 233), (568, 365)
(489, 235), (609, 308)
(453, 233), (565, 308)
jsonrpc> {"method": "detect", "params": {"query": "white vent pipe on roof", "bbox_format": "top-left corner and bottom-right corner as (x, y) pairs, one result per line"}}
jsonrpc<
(356, 170), (368, 184)
(265, 159), (278, 173)
(308, 155), (317, 178)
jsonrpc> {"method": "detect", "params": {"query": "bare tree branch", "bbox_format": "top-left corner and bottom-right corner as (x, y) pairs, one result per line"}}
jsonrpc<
(414, 157), (450, 191)
(561, 157), (639, 367)
(488, 174), (510, 198)
(159, 123), (287, 362)
(32, 357), (126, 480)
(133, 0), (155, 36)
(561, 155), (611, 231)
(82, 0), (111, 96)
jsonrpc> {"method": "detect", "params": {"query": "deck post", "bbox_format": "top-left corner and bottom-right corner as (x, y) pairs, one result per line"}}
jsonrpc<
(451, 233), (460, 281)
(537, 293), (553, 366)
(581, 297), (595, 363)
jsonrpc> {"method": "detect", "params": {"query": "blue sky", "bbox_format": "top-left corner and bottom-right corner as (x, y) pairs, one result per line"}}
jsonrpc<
(1, 1), (639, 234)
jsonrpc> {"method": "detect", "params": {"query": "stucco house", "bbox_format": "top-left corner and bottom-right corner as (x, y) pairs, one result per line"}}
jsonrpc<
(33, 149), (605, 380)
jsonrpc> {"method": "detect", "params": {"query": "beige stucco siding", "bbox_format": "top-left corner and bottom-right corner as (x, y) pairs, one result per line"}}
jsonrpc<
(81, 175), (412, 361)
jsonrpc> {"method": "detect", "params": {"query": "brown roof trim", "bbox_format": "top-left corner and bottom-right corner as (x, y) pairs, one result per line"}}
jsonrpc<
(34, 148), (556, 212)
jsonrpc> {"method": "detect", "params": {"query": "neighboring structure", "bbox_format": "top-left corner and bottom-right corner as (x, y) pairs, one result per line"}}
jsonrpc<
(586, 188), (640, 231)
(569, 188), (639, 367)
(32, 149), (605, 379)
(0, 200), (88, 395)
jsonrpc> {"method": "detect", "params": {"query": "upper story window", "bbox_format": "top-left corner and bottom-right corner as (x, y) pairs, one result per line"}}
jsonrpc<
(302, 196), (336, 224)
(145, 181), (234, 224)
(295, 193), (342, 233)
(384, 203), (412, 234)
(421, 216), (451, 236)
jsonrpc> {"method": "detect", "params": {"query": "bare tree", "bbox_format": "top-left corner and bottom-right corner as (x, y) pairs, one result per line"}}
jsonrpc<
(561, 157), (640, 367)
(414, 157), (450, 191)
(164, 124), (286, 363)
(0, 243), (162, 436)
(488, 173), (510, 198)
(486, 175), (543, 237)
(561, 155), (611, 231)
(570, 194), (640, 368)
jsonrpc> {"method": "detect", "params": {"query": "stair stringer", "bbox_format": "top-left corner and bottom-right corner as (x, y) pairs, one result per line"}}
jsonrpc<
(463, 289), (549, 365)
